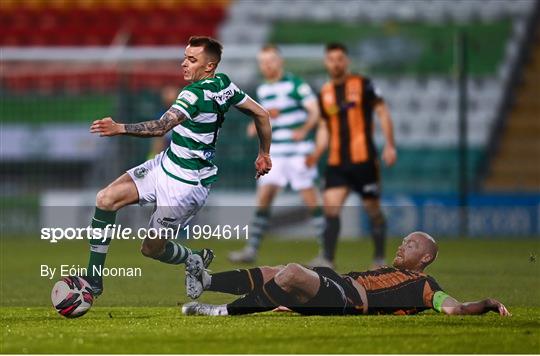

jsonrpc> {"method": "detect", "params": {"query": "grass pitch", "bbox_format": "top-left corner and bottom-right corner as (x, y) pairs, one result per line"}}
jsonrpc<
(1, 237), (539, 353)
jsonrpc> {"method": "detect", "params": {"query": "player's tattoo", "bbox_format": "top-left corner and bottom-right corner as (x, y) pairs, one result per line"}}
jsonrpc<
(124, 107), (187, 137)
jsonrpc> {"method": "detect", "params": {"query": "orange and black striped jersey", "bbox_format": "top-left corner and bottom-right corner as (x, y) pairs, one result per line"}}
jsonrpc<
(319, 74), (382, 166)
(344, 267), (443, 315)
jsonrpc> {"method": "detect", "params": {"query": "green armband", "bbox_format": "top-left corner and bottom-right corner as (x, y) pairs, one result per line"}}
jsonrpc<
(432, 291), (451, 313)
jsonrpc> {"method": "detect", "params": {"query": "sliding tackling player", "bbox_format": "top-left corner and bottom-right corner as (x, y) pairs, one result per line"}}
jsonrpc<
(183, 231), (510, 317)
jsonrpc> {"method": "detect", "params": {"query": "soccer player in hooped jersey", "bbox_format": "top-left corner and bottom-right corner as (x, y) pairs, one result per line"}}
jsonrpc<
(229, 45), (323, 263)
(86, 36), (272, 297)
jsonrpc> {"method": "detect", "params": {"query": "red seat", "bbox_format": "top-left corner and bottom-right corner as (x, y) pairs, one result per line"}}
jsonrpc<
(0, 2), (228, 46)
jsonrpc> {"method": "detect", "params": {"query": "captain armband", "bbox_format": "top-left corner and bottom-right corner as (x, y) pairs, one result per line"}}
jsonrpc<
(432, 291), (451, 313)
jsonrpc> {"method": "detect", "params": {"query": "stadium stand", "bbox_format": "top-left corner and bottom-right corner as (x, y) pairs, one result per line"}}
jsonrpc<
(0, 0), (229, 91)
(0, 0), (227, 46)
(0, 0), (231, 199)
(218, 0), (537, 193)
(485, 19), (540, 191)
(221, 0), (534, 24)
(1, 0), (537, 196)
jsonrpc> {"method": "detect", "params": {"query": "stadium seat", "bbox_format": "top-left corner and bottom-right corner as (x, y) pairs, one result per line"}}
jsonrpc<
(0, 2), (228, 46)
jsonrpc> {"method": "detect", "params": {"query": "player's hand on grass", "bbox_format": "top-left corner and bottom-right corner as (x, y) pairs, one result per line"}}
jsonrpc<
(90, 117), (125, 136)
(272, 306), (292, 312)
(382, 145), (397, 166)
(255, 153), (272, 179)
(486, 299), (511, 317)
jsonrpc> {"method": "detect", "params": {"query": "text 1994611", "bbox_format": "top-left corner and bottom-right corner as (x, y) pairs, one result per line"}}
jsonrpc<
(184, 225), (249, 240)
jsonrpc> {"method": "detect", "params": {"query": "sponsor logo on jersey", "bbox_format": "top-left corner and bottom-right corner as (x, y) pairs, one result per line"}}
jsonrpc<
(204, 87), (238, 105)
(212, 89), (234, 104)
(178, 90), (198, 105)
(157, 217), (178, 229)
(203, 149), (216, 161)
(133, 167), (149, 179)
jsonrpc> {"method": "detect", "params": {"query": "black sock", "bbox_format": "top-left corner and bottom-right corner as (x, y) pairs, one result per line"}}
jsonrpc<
(262, 278), (299, 307)
(208, 268), (263, 295)
(226, 291), (276, 315)
(322, 216), (340, 261)
(369, 211), (386, 259)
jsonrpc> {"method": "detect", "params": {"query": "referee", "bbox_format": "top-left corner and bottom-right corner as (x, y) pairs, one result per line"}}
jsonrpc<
(306, 42), (397, 268)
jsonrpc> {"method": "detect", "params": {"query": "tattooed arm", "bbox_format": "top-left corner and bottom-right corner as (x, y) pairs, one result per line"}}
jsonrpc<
(90, 107), (187, 138)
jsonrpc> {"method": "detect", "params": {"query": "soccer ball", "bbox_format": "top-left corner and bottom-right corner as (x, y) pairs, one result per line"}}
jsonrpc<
(51, 276), (94, 318)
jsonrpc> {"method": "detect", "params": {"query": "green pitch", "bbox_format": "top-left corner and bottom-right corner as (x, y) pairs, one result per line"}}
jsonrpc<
(1, 237), (539, 353)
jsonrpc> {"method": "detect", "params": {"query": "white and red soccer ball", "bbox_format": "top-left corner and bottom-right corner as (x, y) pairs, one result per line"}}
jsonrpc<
(51, 276), (94, 318)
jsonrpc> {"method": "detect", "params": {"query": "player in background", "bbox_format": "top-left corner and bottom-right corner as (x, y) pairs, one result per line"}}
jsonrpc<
(86, 36), (272, 297)
(228, 45), (323, 263)
(147, 86), (178, 158)
(306, 43), (397, 269)
(183, 231), (511, 318)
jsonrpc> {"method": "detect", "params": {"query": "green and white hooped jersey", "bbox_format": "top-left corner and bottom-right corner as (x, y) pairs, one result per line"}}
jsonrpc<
(164, 73), (247, 186)
(256, 73), (316, 157)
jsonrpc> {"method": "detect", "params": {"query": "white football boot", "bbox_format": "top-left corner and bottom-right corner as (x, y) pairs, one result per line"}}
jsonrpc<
(182, 302), (228, 316)
(185, 254), (211, 299)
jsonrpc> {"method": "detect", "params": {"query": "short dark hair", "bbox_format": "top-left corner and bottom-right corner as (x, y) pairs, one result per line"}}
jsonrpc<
(325, 42), (348, 54)
(188, 36), (223, 63)
(260, 43), (281, 54)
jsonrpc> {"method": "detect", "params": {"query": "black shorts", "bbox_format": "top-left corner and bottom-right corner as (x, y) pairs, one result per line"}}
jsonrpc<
(325, 161), (380, 198)
(291, 267), (363, 316)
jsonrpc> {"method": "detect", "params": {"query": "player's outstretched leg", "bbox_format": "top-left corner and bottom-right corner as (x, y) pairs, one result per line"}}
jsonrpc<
(182, 263), (321, 316)
(83, 207), (116, 296)
(185, 263), (283, 299)
(84, 173), (139, 297)
(183, 265), (283, 315)
(185, 254), (252, 299)
(262, 263), (320, 307)
(182, 292), (277, 316)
